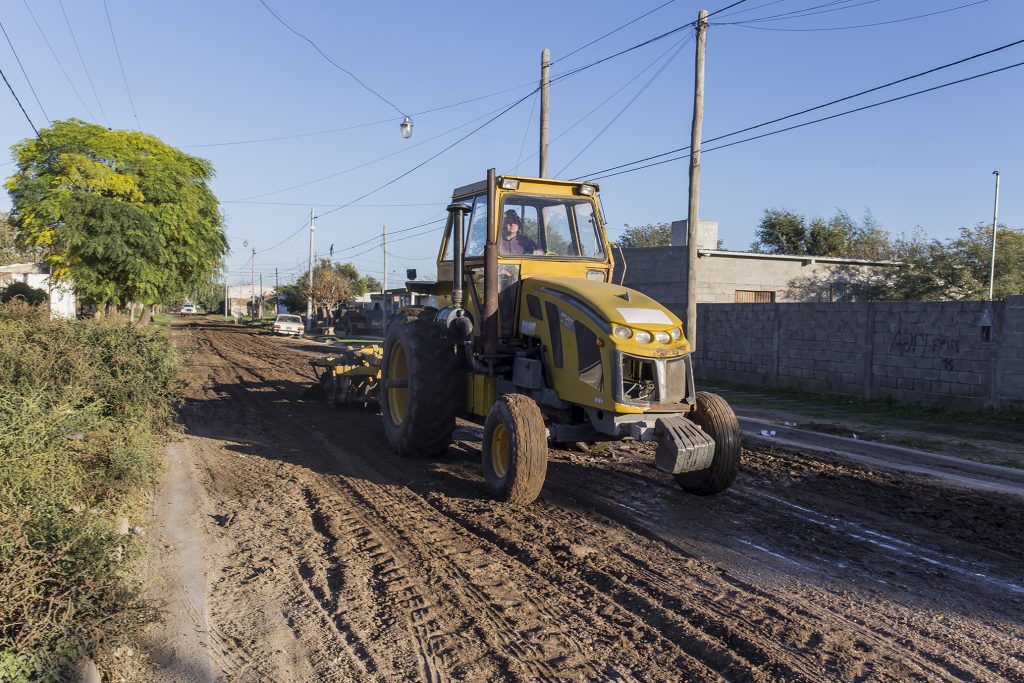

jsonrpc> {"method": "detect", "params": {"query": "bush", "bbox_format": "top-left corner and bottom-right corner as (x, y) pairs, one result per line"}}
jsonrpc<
(0, 301), (176, 681)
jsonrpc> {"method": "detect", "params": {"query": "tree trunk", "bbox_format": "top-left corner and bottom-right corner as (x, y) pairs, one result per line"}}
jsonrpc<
(137, 303), (152, 327)
(104, 301), (116, 318)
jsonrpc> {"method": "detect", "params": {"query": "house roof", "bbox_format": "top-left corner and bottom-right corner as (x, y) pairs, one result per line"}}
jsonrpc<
(696, 249), (901, 266)
(0, 262), (48, 274)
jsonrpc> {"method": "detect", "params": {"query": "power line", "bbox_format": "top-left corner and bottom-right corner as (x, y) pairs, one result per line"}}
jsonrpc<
(0, 65), (38, 135)
(707, 0), (752, 17)
(555, 0), (679, 64)
(256, 0), (405, 117)
(720, 0), (881, 25)
(230, 93), (529, 202)
(21, 0), (96, 120)
(101, 0), (141, 128)
(719, 0), (990, 31)
(555, 34), (693, 177)
(58, 0), (109, 126)
(0, 19), (50, 125)
(575, 38), (1024, 178)
(587, 59), (1024, 181)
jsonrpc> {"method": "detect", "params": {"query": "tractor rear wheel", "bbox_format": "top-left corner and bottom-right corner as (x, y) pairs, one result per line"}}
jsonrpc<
(482, 394), (548, 505)
(674, 392), (741, 495)
(380, 307), (459, 458)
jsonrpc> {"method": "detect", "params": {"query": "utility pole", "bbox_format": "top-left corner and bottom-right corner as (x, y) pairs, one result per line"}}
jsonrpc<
(250, 247), (256, 321)
(686, 9), (708, 352)
(275, 267), (279, 313)
(988, 170), (1001, 301)
(259, 273), (264, 320)
(539, 48), (551, 178)
(307, 208), (315, 331)
(223, 264), (228, 317)
(382, 224), (389, 316)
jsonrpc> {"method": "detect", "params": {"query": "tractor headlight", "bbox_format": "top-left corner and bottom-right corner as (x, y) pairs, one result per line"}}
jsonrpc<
(654, 331), (671, 344)
(634, 330), (652, 344)
(670, 327), (682, 340)
(613, 325), (632, 340)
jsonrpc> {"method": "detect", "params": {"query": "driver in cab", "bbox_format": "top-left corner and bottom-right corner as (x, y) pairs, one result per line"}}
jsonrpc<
(500, 210), (544, 256)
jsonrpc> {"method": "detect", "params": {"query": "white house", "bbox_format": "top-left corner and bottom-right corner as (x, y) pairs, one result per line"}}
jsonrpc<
(0, 262), (77, 319)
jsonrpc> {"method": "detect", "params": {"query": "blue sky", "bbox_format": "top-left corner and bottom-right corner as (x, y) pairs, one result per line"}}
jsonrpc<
(1, 0), (1021, 287)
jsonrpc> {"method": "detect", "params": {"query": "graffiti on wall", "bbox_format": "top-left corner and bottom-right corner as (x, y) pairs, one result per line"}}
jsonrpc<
(887, 331), (961, 370)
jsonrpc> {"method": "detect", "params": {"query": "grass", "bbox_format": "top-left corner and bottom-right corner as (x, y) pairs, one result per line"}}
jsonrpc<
(708, 379), (1023, 427)
(0, 302), (177, 681)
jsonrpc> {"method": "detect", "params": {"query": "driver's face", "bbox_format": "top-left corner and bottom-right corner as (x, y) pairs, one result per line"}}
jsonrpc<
(505, 221), (519, 234)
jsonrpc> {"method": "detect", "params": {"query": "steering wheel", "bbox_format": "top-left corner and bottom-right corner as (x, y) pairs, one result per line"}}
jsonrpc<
(545, 251), (558, 257)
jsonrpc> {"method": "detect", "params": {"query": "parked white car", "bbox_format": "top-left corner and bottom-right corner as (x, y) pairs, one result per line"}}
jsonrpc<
(271, 313), (304, 337)
(180, 304), (197, 315)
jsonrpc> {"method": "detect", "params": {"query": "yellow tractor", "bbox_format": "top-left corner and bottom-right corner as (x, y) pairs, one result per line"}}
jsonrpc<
(382, 170), (740, 505)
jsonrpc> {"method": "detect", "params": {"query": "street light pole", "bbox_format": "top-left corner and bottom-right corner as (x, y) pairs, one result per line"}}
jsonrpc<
(307, 208), (315, 331)
(988, 170), (1001, 301)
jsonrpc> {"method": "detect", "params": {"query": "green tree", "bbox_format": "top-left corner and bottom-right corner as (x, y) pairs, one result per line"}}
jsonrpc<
(0, 280), (47, 305)
(0, 211), (30, 264)
(619, 222), (672, 248)
(751, 210), (808, 254)
(5, 119), (227, 324)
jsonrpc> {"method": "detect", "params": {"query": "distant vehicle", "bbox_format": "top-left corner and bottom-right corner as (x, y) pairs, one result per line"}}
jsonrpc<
(180, 304), (197, 315)
(271, 313), (303, 337)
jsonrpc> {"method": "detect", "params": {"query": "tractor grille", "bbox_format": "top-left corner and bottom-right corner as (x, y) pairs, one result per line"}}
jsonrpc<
(615, 352), (689, 406)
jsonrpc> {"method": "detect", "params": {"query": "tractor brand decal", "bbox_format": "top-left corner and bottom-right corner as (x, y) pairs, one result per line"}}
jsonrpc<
(594, 396), (604, 404)
(521, 320), (537, 336)
(559, 310), (575, 331)
(616, 307), (672, 326)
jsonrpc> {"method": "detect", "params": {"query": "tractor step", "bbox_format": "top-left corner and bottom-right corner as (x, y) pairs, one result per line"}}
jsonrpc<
(654, 415), (716, 475)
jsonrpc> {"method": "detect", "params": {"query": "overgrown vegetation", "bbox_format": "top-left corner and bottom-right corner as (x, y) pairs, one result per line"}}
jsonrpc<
(0, 302), (178, 681)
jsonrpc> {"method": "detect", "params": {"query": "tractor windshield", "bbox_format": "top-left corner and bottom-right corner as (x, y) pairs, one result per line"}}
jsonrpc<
(499, 194), (605, 260)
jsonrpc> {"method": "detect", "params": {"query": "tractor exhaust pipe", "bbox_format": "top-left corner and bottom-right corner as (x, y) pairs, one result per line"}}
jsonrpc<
(483, 168), (498, 358)
(446, 202), (471, 309)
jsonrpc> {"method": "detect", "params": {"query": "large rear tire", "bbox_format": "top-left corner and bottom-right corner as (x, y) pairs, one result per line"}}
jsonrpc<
(482, 394), (548, 505)
(380, 307), (459, 458)
(674, 392), (740, 495)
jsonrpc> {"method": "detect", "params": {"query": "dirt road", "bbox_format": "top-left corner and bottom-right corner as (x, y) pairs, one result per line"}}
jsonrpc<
(145, 320), (1024, 682)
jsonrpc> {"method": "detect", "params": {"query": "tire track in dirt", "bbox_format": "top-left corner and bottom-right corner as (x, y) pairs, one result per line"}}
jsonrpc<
(163, 322), (1024, 683)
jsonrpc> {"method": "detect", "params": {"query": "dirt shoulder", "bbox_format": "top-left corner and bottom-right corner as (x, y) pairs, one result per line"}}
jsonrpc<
(143, 319), (1024, 682)
(705, 382), (1024, 469)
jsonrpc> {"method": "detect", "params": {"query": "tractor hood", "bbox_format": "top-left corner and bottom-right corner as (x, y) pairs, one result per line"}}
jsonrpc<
(523, 276), (683, 331)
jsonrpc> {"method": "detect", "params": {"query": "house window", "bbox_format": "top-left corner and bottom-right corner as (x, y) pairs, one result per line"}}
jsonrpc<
(735, 290), (775, 303)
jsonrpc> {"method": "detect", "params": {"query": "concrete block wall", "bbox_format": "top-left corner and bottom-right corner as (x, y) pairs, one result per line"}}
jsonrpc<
(692, 296), (1024, 411)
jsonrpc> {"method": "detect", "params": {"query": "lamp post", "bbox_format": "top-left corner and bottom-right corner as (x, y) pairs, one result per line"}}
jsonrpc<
(400, 116), (413, 139)
(988, 170), (1000, 301)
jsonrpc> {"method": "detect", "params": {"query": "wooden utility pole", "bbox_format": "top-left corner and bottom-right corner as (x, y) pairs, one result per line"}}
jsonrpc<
(250, 247), (256, 320)
(539, 48), (550, 178)
(382, 224), (388, 304)
(306, 209), (315, 331)
(259, 273), (264, 320)
(686, 10), (708, 351)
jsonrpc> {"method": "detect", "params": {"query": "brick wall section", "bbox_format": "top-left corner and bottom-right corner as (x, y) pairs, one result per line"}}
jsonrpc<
(690, 296), (1024, 411)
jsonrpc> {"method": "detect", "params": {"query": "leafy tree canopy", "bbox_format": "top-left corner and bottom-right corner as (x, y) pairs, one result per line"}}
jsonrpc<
(5, 119), (227, 313)
(0, 211), (31, 265)
(619, 222), (672, 249)
(751, 208), (894, 260)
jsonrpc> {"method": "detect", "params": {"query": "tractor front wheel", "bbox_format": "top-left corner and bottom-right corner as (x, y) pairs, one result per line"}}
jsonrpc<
(482, 394), (548, 505)
(674, 392), (741, 495)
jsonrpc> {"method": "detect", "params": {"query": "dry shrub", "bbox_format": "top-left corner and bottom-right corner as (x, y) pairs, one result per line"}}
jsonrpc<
(0, 302), (176, 681)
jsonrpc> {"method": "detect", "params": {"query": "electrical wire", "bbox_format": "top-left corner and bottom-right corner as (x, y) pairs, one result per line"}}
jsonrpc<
(58, 0), (109, 126)
(574, 38), (1024, 179)
(555, 0), (679, 64)
(229, 93), (532, 202)
(1, 65), (38, 135)
(21, 0), (96, 121)
(256, 0), (406, 117)
(555, 34), (692, 177)
(513, 90), (538, 174)
(586, 59), (1024, 181)
(720, 0), (879, 24)
(720, 0), (990, 31)
(101, 0), (141, 128)
(0, 19), (50, 125)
